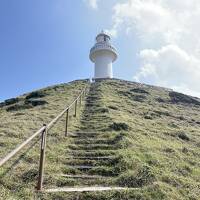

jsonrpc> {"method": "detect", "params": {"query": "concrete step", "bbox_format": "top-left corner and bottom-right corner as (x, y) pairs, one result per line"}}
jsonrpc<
(45, 186), (128, 193)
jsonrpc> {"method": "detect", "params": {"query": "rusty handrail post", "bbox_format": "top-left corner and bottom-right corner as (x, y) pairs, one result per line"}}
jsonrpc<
(74, 100), (77, 117)
(37, 124), (47, 191)
(65, 109), (69, 137)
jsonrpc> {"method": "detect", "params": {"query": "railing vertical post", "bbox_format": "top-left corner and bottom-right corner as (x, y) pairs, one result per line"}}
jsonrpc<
(74, 100), (77, 117)
(80, 95), (82, 106)
(37, 125), (47, 191)
(65, 109), (69, 137)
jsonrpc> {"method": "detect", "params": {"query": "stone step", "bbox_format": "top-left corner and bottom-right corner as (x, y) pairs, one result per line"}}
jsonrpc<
(67, 150), (116, 157)
(71, 132), (101, 135)
(74, 138), (112, 145)
(68, 144), (115, 151)
(64, 165), (117, 176)
(66, 156), (115, 160)
(56, 176), (112, 187)
(66, 165), (95, 170)
(45, 186), (128, 193)
(60, 174), (108, 179)
(69, 132), (105, 138)
(64, 158), (116, 166)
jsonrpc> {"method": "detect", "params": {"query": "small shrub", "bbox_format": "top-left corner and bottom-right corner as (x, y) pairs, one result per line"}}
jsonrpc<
(117, 137), (132, 149)
(7, 98), (48, 111)
(56, 178), (76, 187)
(25, 99), (48, 106)
(4, 97), (19, 106)
(156, 97), (165, 103)
(164, 147), (175, 153)
(108, 105), (118, 110)
(169, 91), (200, 105)
(14, 112), (24, 116)
(168, 122), (179, 129)
(112, 132), (126, 143)
(118, 90), (132, 97)
(130, 88), (149, 94)
(182, 147), (189, 153)
(0, 102), (5, 107)
(144, 115), (153, 120)
(97, 107), (109, 113)
(132, 95), (146, 102)
(21, 169), (38, 183)
(6, 104), (33, 112)
(178, 165), (192, 176)
(179, 116), (185, 120)
(118, 90), (146, 102)
(154, 110), (170, 117)
(25, 91), (46, 99)
(109, 122), (129, 131)
(162, 175), (181, 187)
(0, 142), (5, 147)
(117, 165), (156, 187)
(177, 132), (190, 141)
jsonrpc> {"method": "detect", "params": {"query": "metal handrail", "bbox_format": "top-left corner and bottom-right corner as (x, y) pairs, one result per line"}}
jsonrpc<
(0, 84), (89, 191)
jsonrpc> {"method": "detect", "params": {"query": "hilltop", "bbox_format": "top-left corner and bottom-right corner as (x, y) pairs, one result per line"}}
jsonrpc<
(0, 79), (200, 200)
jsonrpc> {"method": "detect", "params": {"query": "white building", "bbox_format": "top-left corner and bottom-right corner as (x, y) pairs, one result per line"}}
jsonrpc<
(89, 31), (118, 79)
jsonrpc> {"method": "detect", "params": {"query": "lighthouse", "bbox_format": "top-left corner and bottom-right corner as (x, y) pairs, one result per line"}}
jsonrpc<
(89, 31), (118, 79)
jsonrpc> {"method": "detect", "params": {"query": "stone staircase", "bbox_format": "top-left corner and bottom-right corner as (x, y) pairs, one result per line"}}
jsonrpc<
(45, 131), (126, 192)
(45, 82), (127, 193)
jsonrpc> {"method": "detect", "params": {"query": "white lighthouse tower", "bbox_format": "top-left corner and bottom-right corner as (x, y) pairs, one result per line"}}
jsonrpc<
(89, 31), (118, 79)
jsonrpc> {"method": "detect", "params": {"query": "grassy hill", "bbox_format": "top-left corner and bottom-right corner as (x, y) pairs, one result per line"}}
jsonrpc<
(0, 79), (200, 200)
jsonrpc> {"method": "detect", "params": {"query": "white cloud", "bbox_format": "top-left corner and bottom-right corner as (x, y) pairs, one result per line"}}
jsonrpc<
(109, 0), (200, 97)
(134, 45), (200, 97)
(84, 0), (99, 9)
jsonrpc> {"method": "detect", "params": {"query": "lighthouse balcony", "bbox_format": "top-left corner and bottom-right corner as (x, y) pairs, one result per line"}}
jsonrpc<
(90, 43), (117, 57)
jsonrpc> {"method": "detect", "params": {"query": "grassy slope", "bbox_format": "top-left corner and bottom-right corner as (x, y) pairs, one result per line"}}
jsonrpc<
(0, 79), (200, 200)
(98, 79), (200, 200)
(0, 79), (89, 199)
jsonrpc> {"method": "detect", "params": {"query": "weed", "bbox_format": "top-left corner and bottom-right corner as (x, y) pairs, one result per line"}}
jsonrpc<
(130, 88), (149, 94)
(117, 165), (156, 188)
(21, 168), (38, 183)
(169, 91), (200, 105)
(109, 122), (129, 131)
(25, 91), (46, 99)
(177, 131), (190, 141)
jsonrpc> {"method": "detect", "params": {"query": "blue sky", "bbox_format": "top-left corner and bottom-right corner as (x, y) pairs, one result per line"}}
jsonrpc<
(0, 0), (138, 102)
(1, 0), (200, 102)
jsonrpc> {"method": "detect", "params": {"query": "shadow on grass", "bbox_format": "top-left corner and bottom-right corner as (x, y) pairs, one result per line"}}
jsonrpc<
(0, 136), (40, 179)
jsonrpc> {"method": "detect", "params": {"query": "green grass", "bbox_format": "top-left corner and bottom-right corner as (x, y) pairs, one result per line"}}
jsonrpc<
(0, 78), (200, 199)
(0, 79), (89, 199)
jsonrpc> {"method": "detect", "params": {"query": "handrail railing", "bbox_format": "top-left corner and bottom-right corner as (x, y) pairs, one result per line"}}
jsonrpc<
(0, 126), (46, 167)
(0, 84), (89, 191)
